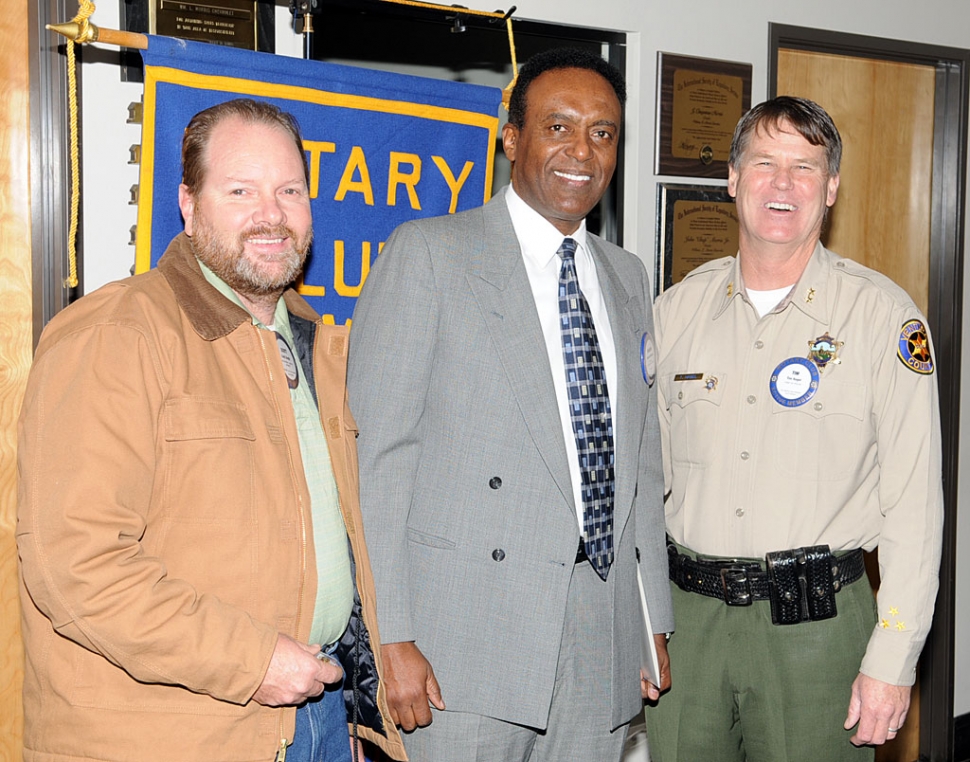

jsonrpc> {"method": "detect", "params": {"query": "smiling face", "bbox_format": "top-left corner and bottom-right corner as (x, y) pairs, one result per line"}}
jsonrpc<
(178, 116), (313, 300)
(502, 67), (622, 235)
(728, 119), (839, 263)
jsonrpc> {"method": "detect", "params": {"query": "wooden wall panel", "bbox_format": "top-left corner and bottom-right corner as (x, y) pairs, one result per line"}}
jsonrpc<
(778, 48), (936, 762)
(0, 0), (32, 758)
(778, 49), (935, 314)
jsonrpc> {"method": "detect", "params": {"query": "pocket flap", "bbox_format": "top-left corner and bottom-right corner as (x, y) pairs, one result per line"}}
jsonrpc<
(162, 397), (256, 441)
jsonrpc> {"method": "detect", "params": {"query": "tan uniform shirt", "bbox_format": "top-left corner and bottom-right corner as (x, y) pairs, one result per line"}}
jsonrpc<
(655, 243), (943, 685)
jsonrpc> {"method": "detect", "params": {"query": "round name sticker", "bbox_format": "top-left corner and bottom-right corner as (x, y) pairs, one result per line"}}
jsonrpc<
(640, 332), (657, 386)
(275, 332), (300, 390)
(769, 357), (819, 407)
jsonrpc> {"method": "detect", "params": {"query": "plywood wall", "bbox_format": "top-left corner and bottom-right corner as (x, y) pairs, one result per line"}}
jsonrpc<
(0, 0), (32, 758)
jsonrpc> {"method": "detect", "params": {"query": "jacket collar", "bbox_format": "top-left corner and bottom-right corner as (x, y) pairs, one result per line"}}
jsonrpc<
(157, 232), (320, 340)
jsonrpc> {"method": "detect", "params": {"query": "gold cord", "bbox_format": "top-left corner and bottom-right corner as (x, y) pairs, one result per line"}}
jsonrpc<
(378, 0), (517, 107)
(64, 0), (97, 289)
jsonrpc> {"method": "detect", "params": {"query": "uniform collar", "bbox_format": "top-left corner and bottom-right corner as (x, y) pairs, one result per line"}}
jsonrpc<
(713, 241), (831, 323)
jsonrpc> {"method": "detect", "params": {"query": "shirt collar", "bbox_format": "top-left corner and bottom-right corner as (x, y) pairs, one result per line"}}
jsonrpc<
(197, 257), (291, 337)
(505, 184), (588, 269)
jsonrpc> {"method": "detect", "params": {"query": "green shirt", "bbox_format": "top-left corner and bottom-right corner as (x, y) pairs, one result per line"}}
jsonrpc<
(199, 261), (353, 646)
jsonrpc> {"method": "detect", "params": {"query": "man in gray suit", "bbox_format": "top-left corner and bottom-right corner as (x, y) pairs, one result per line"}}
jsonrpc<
(347, 48), (673, 761)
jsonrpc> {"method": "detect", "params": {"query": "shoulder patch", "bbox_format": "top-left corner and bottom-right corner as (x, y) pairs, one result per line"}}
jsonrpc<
(897, 319), (934, 375)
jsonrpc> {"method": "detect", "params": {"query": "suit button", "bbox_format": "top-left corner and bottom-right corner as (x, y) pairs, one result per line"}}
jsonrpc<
(492, 549), (506, 562)
(489, 476), (502, 489)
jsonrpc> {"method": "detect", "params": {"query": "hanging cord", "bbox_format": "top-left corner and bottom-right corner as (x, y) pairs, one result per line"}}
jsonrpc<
(63, 0), (97, 289)
(378, 0), (517, 107)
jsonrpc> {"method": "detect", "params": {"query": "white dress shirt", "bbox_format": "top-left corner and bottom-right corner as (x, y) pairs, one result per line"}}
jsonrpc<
(505, 184), (618, 530)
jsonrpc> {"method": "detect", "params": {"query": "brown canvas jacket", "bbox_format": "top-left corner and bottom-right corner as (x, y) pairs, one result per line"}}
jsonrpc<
(17, 233), (406, 762)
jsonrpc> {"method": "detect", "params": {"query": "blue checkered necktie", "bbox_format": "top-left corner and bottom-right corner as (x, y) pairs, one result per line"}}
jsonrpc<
(557, 237), (615, 580)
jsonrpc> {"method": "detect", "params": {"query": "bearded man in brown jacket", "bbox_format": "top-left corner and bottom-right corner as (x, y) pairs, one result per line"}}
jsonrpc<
(17, 98), (406, 762)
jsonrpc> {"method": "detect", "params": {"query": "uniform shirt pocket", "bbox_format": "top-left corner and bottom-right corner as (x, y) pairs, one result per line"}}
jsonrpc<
(662, 371), (727, 467)
(770, 381), (868, 480)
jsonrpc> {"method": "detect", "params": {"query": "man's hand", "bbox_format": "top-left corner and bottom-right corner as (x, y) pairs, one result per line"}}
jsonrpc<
(252, 633), (344, 707)
(641, 633), (672, 702)
(844, 673), (911, 746)
(381, 641), (445, 730)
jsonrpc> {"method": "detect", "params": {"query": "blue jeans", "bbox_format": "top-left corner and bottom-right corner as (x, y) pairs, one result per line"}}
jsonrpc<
(289, 653), (354, 762)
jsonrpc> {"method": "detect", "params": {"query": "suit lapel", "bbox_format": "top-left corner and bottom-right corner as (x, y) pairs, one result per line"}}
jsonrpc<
(466, 195), (575, 512)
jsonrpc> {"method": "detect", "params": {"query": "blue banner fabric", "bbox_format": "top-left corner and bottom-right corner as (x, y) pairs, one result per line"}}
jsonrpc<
(137, 35), (502, 324)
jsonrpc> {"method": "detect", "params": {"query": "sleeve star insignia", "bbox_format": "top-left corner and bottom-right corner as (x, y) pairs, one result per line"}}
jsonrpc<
(881, 619), (890, 629)
(889, 607), (899, 616)
(896, 621), (906, 631)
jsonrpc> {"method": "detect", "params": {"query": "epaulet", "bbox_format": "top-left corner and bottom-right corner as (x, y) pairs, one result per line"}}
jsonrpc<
(831, 255), (917, 309)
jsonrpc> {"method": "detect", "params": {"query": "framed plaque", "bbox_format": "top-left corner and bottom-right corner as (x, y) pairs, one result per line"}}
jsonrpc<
(151, 0), (258, 49)
(655, 52), (752, 178)
(656, 183), (739, 294)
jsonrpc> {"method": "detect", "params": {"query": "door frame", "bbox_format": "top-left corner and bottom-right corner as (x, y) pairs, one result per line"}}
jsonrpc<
(770, 23), (969, 762)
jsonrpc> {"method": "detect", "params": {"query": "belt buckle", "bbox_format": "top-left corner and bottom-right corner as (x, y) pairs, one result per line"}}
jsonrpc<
(720, 566), (753, 606)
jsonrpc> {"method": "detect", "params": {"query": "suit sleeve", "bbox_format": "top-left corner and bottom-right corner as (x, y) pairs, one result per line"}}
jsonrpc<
(633, 263), (675, 634)
(348, 222), (439, 644)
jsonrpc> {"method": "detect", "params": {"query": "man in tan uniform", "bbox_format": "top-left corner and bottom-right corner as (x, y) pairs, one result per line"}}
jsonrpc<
(645, 96), (943, 761)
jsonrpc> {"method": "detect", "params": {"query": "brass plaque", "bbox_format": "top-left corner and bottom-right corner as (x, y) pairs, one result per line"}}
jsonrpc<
(152, 0), (257, 50)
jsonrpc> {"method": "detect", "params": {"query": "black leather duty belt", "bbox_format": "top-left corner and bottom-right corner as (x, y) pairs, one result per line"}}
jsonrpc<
(668, 543), (866, 625)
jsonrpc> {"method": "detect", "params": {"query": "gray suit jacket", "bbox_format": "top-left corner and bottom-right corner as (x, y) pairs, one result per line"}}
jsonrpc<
(347, 191), (673, 731)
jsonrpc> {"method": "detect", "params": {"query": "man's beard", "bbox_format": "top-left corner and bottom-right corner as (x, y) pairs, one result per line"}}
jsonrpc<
(191, 209), (312, 298)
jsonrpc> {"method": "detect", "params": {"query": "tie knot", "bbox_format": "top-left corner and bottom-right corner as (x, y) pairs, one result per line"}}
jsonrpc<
(558, 237), (578, 264)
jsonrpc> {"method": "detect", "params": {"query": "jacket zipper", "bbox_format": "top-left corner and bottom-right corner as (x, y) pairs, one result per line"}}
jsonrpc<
(257, 327), (309, 762)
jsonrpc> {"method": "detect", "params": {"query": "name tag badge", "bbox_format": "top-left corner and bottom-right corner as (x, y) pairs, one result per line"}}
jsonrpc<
(275, 332), (300, 390)
(769, 357), (818, 407)
(640, 331), (657, 386)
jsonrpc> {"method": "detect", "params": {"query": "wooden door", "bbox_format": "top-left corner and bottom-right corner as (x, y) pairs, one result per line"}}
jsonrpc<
(777, 49), (937, 762)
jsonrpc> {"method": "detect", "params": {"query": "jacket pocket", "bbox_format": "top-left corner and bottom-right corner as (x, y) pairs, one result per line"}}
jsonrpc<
(158, 397), (256, 523)
(407, 527), (457, 549)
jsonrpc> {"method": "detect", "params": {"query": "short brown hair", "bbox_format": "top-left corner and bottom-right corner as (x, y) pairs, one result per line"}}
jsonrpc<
(729, 96), (842, 177)
(181, 99), (309, 193)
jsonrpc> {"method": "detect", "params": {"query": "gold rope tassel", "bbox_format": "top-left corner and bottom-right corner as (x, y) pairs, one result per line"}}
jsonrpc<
(377, 0), (518, 108)
(62, 0), (97, 289)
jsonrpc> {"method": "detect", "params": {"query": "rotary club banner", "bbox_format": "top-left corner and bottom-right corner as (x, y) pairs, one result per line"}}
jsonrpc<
(136, 35), (502, 324)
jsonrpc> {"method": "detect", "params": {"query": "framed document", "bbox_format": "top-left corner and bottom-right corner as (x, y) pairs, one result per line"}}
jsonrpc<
(656, 183), (739, 294)
(655, 52), (752, 178)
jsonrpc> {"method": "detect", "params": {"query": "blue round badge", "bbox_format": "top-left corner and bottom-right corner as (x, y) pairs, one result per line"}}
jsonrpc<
(769, 357), (819, 407)
(640, 332), (657, 386)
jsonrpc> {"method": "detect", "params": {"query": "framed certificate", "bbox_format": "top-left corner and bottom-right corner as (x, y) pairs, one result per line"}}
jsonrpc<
(656, 183), (739, 294)
(655, 52), (752, 178)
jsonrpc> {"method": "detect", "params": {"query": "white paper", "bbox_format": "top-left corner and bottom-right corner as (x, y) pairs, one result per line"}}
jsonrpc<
(637, 564), (662, 688)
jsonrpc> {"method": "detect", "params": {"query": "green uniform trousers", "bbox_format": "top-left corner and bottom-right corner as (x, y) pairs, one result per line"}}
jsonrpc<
(646, 553), (877, 762)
